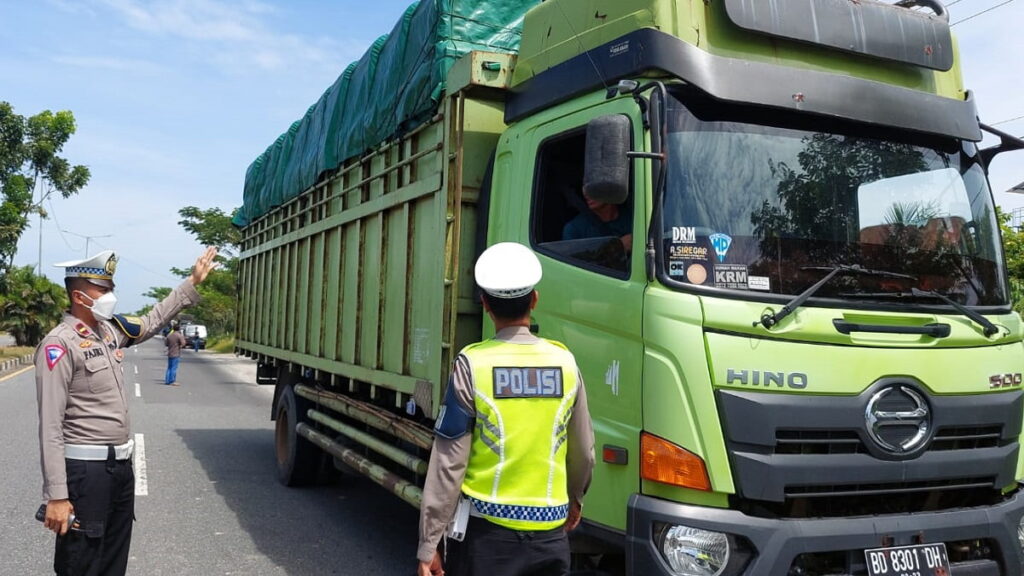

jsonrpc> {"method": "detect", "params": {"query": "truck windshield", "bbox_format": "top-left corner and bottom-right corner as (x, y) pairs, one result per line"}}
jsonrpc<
(659, 88), (1008, 307)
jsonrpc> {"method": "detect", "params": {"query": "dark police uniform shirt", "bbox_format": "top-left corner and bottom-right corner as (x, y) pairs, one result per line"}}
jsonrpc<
(35, 281), (199, 501)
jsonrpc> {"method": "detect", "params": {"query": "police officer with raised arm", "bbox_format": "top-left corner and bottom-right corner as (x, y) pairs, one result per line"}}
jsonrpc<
(35, 246), (217, 576)
(417, 242), (596, 576)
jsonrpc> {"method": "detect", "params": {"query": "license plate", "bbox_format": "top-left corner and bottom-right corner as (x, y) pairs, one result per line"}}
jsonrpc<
(865, 543), (950, 576)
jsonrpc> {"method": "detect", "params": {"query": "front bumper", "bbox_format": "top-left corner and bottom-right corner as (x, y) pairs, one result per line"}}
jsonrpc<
(627, 491), (1024, 576)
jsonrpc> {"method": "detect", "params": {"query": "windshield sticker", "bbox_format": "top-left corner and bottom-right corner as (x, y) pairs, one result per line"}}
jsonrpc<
(669, 244), (709, 262)
(671, 227), (696, 244)
(709, 233), (732, 262)
(687, 263), (708, 285)
(714, 264), (748, 289)
(748, 276), (771, 291)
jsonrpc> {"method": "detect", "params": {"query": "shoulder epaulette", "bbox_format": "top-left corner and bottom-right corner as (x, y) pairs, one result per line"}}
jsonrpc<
(111, 314), (144, 342)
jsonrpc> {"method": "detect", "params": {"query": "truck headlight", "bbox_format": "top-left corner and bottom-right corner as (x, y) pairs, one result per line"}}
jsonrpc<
(656, 524), (730, 576)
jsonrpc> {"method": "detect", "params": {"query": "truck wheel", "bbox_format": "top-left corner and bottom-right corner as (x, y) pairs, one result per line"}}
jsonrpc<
(274, 385), (319, 486)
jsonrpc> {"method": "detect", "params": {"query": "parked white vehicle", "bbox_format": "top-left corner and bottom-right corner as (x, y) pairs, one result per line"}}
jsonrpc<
(182, 324), (207, 349)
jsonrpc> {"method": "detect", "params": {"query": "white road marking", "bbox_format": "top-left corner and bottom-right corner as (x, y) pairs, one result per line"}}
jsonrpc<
(135, 382), (141, 397)
(134, 365), (138, 375)
(134, 433), (148, 496)
(0, 365), (34, 384)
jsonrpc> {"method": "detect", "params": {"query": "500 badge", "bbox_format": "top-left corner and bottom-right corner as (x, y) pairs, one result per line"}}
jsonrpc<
(989, 373), (1023, 389)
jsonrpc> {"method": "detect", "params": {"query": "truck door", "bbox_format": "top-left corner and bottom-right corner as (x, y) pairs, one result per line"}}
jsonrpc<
(508, 105), (646, 532)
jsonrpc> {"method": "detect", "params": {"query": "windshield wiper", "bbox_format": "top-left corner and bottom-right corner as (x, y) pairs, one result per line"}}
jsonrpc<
(910, 288), (1000, 337)
(840, 289), (999, 336)
(754, 265), (916, 329)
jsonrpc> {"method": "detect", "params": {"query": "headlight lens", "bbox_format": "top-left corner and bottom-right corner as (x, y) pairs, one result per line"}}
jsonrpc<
(658, 525), (730, 576)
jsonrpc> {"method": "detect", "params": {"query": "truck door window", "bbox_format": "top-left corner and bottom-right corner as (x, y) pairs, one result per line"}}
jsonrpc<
(531, 129), (632, 277)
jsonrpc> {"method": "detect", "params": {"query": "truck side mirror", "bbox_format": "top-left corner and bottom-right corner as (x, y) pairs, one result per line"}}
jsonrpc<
(979, 122), (1024, 169)
(584, 115), (631, 205)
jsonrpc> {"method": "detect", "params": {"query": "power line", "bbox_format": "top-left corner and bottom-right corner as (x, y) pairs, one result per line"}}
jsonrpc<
(992, 115), (1024, 127)
(951, 0), (1016, 26)
(60, 229), (112, 256)
(89, 238), (181, 283)
(47, 198), (81, 252)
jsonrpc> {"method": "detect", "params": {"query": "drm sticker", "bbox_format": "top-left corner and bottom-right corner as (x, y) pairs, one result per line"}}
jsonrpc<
(748, 276), (771, 291)
(671, 227), (696, 244)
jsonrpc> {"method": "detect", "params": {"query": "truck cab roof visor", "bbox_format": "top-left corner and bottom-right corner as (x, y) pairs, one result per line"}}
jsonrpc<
(505, 28), (981, 143)
(723, 0), (954, 72)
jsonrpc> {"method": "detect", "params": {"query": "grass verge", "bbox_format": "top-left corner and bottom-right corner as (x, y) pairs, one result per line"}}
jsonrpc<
(208, 335), (235, 354)
(0, 346), (34, 359)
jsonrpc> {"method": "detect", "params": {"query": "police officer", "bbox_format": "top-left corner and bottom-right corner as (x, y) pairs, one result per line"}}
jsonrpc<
(416, 242), (595, 576)
(35, 246), (217, 576)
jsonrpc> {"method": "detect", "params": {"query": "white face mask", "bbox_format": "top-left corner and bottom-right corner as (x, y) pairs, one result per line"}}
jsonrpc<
(77, 291), (118, 320)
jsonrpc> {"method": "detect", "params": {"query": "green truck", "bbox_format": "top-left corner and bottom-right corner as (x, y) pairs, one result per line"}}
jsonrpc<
(234, 1), (1024, 574)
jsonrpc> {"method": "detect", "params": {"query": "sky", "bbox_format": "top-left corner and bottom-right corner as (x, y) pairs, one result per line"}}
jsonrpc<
(2, 0), (1022, 313)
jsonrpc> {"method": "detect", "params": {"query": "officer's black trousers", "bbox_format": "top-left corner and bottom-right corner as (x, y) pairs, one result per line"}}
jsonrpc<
(447, 517), (569, 576)
(54, 455), (134, 576)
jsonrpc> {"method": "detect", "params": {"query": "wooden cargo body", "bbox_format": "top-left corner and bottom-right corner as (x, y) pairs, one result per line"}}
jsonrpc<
(236, 65), (510, 419)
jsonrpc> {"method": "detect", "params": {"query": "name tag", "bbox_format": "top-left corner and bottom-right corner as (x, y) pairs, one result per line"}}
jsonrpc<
(493, 367), (563, 398)
(83, 348), (104, 360)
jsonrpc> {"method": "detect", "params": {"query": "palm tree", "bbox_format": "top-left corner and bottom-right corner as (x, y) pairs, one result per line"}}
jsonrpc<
(0, 266), (68, 346)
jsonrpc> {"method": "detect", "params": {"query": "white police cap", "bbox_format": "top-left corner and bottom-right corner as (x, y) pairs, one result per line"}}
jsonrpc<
(54, 250), (118, 288)
(475, 242), (542, 299)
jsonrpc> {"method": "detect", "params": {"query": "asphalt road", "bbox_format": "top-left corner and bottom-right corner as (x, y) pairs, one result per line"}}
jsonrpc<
(0, 338), (418, 575)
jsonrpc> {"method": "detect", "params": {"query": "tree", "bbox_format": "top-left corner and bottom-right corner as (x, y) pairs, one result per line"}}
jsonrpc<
(751, 133), (926, 259)
(0, 265), (68, 346)
(0, 102), (90, 277)
(997, 207), (1024, 315)
(177, 206), (241, 257)
(140, 206), (240, 337)
(143, 286), (172, 301)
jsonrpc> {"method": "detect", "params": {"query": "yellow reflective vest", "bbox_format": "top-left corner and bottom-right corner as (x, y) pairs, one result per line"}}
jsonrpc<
(460, 337), (580, 531)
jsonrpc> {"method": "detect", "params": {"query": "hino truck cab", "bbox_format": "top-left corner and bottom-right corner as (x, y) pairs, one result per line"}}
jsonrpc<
(492, 0), (1024, 574)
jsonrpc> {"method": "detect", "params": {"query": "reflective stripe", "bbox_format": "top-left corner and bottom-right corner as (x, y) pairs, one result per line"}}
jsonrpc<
(66, 440), (134, 461)
(552, 433), (567, 456)
(478, 412), (502, 439)
(475, 420), (501, 455)
(468, 496), (568, 523)
(547, 392), (576, 501)
(473, 390), (505, 498)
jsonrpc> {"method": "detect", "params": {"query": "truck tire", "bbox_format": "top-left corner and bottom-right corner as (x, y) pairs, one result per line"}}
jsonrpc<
(274, 384), (319, 486)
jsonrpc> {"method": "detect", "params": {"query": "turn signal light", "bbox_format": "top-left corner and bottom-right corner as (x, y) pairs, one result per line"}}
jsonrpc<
(640, 432), (711, 491)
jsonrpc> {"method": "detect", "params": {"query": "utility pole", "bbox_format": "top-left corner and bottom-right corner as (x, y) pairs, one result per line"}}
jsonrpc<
(61, 230), (113, 257)
(37, 187), (43, 275)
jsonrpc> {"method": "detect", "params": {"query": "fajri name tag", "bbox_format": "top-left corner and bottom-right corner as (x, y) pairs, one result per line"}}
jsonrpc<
(493, 367), (563, 398)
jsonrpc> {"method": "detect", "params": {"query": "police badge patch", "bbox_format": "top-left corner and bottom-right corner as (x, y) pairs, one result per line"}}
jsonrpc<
(45, 345), (66, 370)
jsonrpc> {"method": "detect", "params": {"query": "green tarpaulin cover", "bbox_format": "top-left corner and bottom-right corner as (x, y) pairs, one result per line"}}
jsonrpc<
(235, 0), (536, 227)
